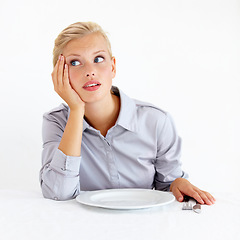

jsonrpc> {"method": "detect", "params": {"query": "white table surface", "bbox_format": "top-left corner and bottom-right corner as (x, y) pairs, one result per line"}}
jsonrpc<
(0, 189), (239, 240)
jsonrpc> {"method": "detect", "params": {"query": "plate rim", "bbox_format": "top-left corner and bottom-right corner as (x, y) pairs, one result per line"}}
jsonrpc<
(76, 188), (175, 210)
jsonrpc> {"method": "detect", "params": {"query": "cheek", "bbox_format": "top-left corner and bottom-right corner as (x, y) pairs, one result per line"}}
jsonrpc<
(100, 64), (113, 77)
(68, 69), (81, 84)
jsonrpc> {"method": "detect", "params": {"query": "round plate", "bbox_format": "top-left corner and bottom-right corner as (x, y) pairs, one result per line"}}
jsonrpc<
(76, 189), (175, 210)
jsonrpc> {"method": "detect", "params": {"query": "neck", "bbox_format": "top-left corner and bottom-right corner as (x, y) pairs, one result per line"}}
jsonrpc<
(84, 93), (120, 136)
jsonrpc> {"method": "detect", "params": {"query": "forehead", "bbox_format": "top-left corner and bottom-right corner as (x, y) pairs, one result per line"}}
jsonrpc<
(62, 33), (108, 56)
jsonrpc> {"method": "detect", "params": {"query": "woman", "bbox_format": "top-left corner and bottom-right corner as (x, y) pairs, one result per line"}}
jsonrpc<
(40, 22), (215, 205)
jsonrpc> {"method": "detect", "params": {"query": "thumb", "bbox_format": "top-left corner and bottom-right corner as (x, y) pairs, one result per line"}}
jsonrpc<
(172, 187), (184, 202)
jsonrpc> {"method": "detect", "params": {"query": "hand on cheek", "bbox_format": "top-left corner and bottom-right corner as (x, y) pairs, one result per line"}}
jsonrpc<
(51, 55), (85, 112)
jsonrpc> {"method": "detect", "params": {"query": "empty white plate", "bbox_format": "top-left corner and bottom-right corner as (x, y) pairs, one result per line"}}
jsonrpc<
(76, 188), (175, 210)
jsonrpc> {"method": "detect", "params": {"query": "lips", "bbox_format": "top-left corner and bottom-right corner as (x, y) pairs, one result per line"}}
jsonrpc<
(83, 80), (101, 91)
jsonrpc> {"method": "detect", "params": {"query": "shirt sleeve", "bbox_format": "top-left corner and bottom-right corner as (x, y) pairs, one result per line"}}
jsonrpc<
(39, 106), (81, 200)
(154, 112), (188, 191)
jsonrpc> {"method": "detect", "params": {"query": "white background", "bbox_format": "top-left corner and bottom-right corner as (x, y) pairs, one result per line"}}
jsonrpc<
(0, 0), (239, 194)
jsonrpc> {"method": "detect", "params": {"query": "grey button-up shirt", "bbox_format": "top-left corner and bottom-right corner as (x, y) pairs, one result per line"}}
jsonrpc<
(40, 87), (187, 200)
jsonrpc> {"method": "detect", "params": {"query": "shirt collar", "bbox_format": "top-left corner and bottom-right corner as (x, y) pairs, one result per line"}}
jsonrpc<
(113, 87), (138, 132)
(68, 86), (138, 133)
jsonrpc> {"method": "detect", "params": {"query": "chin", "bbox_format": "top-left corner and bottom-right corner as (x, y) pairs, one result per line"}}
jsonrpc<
(82, 92), (109, 104)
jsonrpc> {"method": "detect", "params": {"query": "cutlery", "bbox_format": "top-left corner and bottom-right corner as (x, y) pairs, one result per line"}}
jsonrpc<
(182, 196), (201, 213)
(182, 195), (193, 210)
(193, 203), (201, 214)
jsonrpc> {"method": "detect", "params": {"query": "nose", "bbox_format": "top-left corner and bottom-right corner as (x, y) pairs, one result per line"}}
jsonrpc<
(86, 72), (95, 77)
(84, 63), (95, 78)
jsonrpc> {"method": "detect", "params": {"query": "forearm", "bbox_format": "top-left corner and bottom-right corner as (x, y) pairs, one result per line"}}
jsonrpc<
(58, 108), (84, 157)
(40, 147), (81, 200)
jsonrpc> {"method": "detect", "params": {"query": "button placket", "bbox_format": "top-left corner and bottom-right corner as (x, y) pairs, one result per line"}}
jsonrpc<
(103, 136), (119, 186)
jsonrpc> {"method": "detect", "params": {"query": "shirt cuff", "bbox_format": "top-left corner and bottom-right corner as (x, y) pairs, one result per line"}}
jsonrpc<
(50, 149), (81, 175)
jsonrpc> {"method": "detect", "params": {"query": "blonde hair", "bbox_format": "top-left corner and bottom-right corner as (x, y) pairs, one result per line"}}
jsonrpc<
(52, 22), (112, 66)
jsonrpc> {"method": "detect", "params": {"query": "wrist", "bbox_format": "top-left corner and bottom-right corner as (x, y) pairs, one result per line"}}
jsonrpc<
(69, 106), (85, 118)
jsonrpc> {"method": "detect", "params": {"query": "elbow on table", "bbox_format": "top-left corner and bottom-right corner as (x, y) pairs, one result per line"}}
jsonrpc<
(40, 181), (78, 201)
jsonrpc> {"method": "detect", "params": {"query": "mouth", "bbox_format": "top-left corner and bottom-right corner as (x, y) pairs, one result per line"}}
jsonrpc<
(83, 81), (101, 91)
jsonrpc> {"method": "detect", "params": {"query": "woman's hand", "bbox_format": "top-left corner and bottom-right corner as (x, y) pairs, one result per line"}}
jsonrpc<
(51, 55), (85, 112)
(170, 178), (216, 205)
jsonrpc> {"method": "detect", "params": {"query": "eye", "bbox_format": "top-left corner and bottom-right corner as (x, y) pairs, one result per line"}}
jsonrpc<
(94, 56), (104, 63)
(70, 60), (81, 66)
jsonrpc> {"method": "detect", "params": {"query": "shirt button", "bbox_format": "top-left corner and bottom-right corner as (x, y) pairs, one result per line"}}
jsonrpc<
(54, 197), (58, 201)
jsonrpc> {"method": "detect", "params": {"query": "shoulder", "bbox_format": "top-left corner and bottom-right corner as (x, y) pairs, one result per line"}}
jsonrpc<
(43, 103), (69, 125)
(133, 99), (176, 133)
(134, 99), (168, 119)
(42, 104), (69, 141)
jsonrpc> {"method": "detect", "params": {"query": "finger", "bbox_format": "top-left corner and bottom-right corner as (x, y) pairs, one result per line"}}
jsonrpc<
(51, 55), (61, 85)
(204, 191), (216, 202)
(200, 191), (216, 205)
(63, 63), (69, 87)
(210, 194), (216, 203)
(183, 188), (205, 205)
(58, 55), (65, 86)
(195, 191), (211, 205)
(172, 187), (184, 202)
(187, 186), (216, 205)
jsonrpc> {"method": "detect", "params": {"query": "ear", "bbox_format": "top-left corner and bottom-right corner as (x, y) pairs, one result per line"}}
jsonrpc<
(111, 56), (116, 78)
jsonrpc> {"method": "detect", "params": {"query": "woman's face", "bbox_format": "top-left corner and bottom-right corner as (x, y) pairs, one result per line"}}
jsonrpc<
(62, 33), (116, 104)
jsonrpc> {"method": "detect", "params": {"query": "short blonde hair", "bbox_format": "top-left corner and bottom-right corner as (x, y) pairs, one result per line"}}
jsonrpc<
(52, 21), (112, 66)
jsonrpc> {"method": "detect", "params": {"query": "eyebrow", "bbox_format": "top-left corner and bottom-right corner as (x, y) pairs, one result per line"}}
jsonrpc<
(66, 50), (106, 58)
(94, 50), (106, 55)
